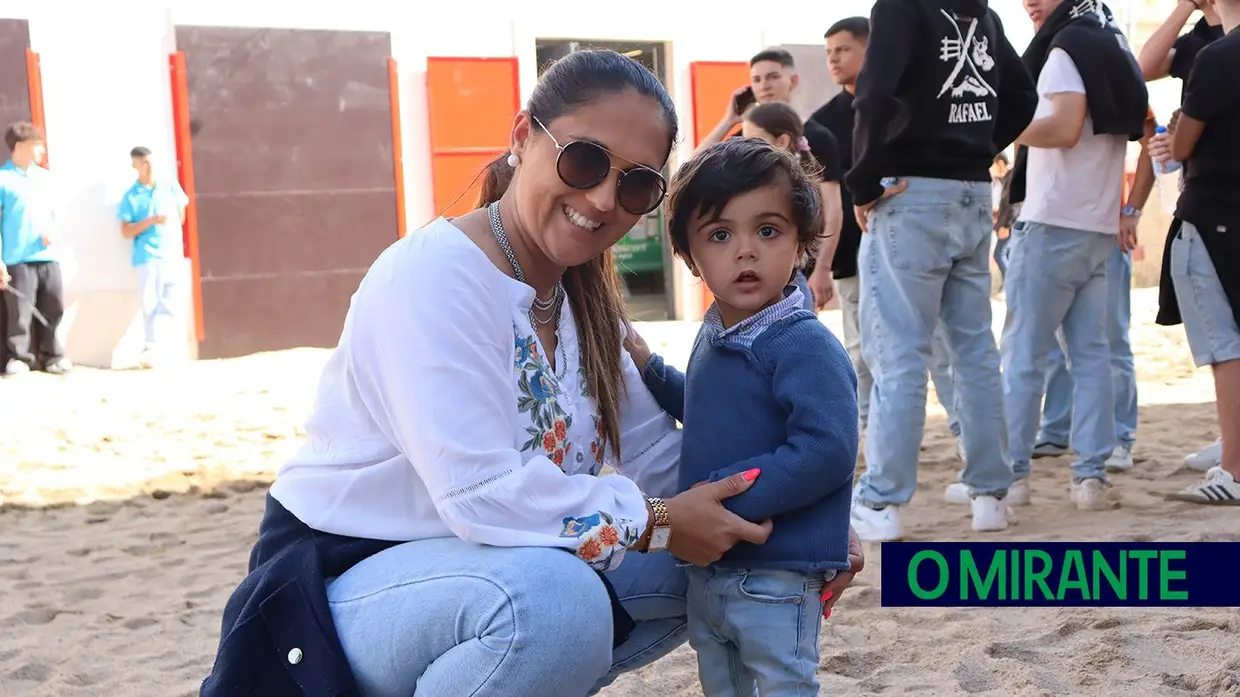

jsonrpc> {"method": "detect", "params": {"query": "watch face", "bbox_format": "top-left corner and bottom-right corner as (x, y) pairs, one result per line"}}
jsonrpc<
(650, 527), (672, 550)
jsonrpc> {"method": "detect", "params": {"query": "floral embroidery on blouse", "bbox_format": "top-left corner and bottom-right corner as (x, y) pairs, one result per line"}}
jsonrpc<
(559, 511), (641, 570)
(515, 332), (573, 467)
(514, 330), (637, 569)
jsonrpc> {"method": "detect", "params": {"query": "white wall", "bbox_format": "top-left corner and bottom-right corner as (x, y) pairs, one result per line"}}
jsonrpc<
(2, 0), (1110, 367)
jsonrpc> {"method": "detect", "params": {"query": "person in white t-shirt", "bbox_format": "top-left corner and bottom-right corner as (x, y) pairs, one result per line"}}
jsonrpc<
(999, 43), (1127, 512)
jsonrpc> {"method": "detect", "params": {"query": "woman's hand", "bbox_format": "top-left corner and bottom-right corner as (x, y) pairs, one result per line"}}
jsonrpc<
(665, 469), (773, 566)
(623, 326), (652, 374)
(820, 526), (865, 620)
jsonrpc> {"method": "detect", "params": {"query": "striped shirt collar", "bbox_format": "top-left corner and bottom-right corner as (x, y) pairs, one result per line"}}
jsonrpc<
(704, 285), (806, 348)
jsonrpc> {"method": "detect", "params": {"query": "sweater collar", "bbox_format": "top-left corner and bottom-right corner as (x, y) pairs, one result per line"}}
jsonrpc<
(704, 284), (806, 346)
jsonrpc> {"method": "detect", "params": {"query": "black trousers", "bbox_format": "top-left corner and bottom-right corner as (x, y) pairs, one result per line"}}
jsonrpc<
(3, 261), (65, 367)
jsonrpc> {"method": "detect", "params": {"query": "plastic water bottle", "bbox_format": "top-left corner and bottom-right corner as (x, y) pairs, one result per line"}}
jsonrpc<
(1153, 126), (1182, 175)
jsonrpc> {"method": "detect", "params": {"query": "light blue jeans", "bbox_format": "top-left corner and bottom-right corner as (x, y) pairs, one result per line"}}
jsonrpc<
(686, 567), (827, 697)
(1038, 244), (1138, 448)
(137, 257), (185, 350)
(855, 177), (1011, 507)
(325, 537), (687, 697)
(1002, 222), (1116, 482)
(837, 276), (961, 436)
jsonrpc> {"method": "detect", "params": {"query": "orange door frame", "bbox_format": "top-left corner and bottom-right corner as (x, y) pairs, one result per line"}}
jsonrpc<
(25, 48), (47, 167)
(388, 57), (408, 239)
(168, 51), (205, 343)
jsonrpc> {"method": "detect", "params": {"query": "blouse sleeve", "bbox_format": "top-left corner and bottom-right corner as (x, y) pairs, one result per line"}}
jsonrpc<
(344, 234), (650, 571)
(612, 325), (683, 499)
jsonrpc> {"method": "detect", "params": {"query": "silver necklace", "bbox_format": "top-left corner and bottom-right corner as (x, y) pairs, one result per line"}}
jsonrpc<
(488, 203), (568, 378)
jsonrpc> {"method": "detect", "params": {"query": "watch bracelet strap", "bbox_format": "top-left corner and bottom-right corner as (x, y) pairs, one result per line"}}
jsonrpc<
(646, 497), (670, 528)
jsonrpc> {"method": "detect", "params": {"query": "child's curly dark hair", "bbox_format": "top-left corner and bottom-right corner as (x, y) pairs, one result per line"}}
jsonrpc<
(665, 138), (824, 266)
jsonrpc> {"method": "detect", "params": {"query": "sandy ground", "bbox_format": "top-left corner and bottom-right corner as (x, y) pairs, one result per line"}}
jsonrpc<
(1, 288), (1238, 697)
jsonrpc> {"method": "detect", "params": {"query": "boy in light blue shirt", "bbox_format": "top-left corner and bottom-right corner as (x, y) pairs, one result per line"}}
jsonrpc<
(1, 121), (70, 375)
(117, 146), (189, 367)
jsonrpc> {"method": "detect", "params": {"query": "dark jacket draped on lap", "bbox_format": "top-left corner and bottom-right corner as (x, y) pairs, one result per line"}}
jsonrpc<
(200, 495), (636, 696)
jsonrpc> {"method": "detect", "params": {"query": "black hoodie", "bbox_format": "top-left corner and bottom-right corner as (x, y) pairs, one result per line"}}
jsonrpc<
(846, 0), (1037, 206)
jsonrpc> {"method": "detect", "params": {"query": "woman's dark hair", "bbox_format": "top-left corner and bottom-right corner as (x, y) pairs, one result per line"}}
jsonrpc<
(666, 138), (824, 267)
(524, 49), (678, 462)
(742, 102), (822, 178)
(475, 153), (514, 208)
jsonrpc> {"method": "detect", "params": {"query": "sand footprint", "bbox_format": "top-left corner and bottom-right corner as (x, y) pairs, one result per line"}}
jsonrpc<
(122, 616), (159, 630)
(7, 661), (53, 683)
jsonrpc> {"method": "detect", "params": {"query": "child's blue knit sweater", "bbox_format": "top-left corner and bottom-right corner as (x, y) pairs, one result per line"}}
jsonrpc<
(641, 290), (859, 571)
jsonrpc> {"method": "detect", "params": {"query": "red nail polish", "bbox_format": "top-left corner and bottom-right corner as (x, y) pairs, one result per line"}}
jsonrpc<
(742, 468), (761, 482)
(824, 609), (832, 621)
(821, 590), (833, 602)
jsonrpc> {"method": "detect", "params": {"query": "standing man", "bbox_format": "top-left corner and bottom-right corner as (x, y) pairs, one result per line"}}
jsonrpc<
(809, 16), (964, 452)
(1027, 107), (1156, 476)
(999, 0), (1148, 511)
(699, 48), (844, 308)
(118, 146), (189, 368)
(1140, 0), (1227, 473)
(1152, 0), (1240, 504)
(0, 122), (70, 376)
(846, 0), (1037, 541)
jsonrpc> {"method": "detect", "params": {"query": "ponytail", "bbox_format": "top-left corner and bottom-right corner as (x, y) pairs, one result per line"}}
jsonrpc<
(475, 152), (515, 209)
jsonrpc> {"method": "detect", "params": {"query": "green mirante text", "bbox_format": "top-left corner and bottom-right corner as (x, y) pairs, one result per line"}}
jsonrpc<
(907, 549), (1189, 602)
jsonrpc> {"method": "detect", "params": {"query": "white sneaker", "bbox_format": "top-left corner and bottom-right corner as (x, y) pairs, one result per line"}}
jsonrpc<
(1166, 466), (1240, 505)
(1105, 445), (1134, 472)
(1184, 439), (1223, 472)
(4, 358), (29, 375)
(138, 348), (161, 369)
(1070, 478), (1109, 511)
(850, 501), (903, 542)
(971, 496), (1013, 532)
(43, 357), (72, 374)
(944, 478), (1030, 506)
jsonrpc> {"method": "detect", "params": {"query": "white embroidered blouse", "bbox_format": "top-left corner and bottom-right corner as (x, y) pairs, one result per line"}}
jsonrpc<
(270, 218), (681, 571)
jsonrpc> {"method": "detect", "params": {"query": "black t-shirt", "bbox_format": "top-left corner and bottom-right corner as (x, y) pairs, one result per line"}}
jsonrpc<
(1170, 18), (1226, 100)
(1176, 27), (1240, 234)
(803, 119), (843, 183)
(810, 91), (861, 280)
(1169, 18), (1225, 182)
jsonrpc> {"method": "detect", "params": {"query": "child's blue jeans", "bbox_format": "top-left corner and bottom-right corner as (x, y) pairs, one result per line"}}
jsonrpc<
(686, 566), (832, 696)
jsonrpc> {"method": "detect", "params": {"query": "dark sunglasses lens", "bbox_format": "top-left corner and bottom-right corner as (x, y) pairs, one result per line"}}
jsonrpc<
(618, 169), (666, 215)
(558, 141), (610, 189)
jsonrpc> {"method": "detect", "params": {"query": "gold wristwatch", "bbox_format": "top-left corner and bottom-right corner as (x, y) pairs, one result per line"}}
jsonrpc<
(645, 497), (672, 552)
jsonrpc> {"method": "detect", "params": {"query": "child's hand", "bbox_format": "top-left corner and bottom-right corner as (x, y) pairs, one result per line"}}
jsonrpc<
(623, 326), (653, 373)
(820, 526), (865, 620)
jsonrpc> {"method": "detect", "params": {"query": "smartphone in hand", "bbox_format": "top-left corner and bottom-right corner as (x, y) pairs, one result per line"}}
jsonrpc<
(733, 86), (756, 115)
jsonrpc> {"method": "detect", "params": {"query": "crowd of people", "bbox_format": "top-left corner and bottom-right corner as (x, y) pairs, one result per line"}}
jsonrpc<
(668, 0), (1237, 548)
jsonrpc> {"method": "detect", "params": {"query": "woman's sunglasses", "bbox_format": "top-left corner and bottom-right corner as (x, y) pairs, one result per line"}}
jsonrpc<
(531, 115), (667, 216)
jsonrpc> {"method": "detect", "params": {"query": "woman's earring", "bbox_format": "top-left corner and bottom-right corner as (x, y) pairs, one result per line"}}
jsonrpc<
(506, 153), (520, 168)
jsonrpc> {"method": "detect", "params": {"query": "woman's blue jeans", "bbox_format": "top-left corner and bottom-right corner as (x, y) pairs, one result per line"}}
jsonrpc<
(326, 537), (687, 697)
